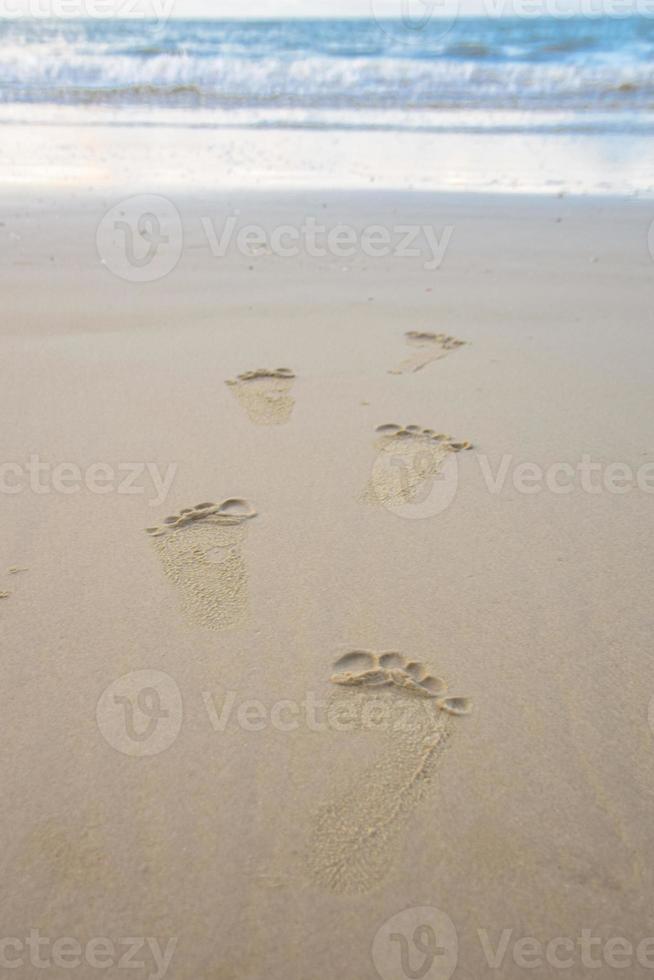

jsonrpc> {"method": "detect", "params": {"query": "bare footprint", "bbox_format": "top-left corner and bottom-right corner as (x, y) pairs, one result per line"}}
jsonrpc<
(307, 651), (471, 894)
(389, 331), (467, 375)
(226, 368), (296, 425)
(363, 423), (472, 509)
(0, 566), (29, 602)
(146, 499), (257, 631)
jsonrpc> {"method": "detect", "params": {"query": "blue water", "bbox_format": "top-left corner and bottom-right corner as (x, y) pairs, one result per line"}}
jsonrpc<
(1, 17), (653, 127)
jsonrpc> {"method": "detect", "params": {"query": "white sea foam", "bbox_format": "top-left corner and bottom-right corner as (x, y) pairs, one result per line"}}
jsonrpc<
(0, 16), (653, 127)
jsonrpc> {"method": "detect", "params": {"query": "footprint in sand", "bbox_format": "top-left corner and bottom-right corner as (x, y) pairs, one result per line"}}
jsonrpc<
(363, 423), (472, 515)
(307, 651), (471, 895)
(146, 499), (257, 631)
(389, 331), (467, 375)
(0, 566), (27, 602)
(226, 368), (296, 425)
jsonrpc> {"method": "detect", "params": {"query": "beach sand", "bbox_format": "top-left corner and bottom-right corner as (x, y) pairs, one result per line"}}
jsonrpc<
(1, 185), (654, 978)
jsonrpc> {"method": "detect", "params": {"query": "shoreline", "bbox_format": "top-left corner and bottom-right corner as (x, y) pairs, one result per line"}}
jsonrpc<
(1, 118), (653, 196)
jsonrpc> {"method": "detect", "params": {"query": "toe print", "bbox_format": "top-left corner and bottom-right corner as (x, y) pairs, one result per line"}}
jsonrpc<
(328, 650), (454, 703)
(378, 651), (406, 670)
(389, 331), (467, 375)
(225, 368), (296, 425)
(146, 499), (257, 631)
(436, 696), (473, 716)
(419, 675), (449, 697)
(332, 650), (377, 673)
(331, 651), (392, 686)
(307, 650), (471, 894)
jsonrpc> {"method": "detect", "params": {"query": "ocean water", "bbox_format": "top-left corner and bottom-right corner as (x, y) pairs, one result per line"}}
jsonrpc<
(1, 16), (654, 132)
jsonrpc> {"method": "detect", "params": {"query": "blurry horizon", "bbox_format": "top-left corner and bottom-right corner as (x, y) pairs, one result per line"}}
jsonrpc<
(2, 1), (654, 18)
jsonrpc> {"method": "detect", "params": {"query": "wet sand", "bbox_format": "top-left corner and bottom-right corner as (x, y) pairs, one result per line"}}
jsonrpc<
(1, 186), (654, 978)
